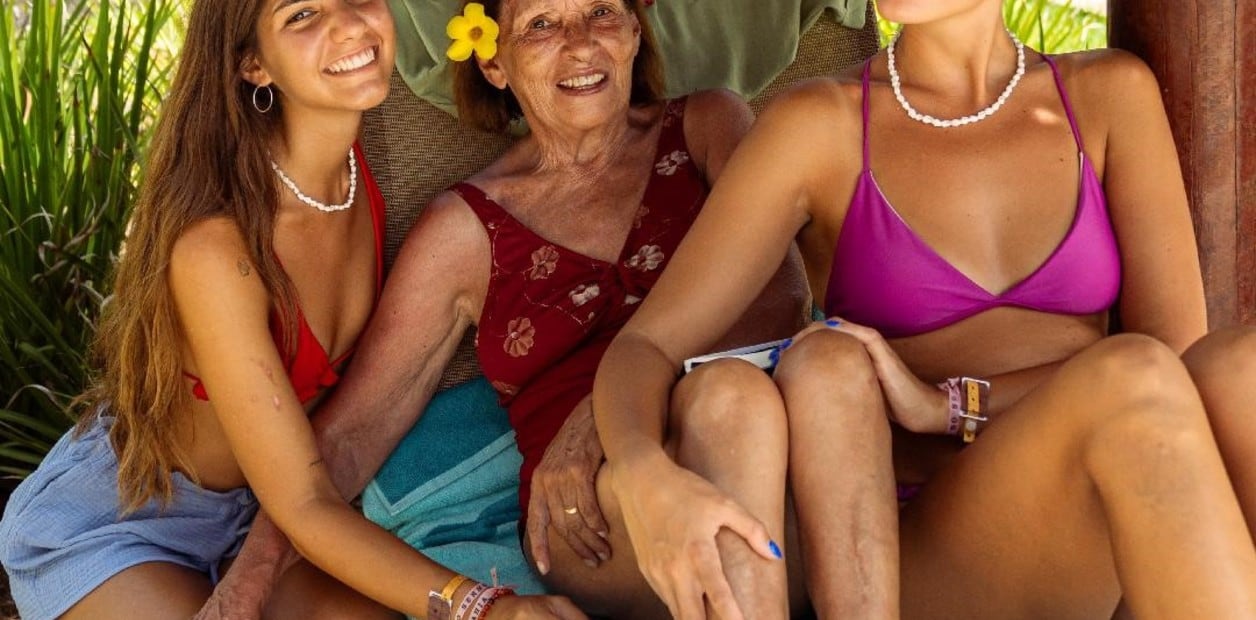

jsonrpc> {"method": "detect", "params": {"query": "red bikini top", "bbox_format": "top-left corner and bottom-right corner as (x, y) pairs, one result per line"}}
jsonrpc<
(185, 143), (385, 404)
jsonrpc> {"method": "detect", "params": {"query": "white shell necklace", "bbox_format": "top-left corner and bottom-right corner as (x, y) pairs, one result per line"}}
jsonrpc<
(887, 29), (1025, 128)
(270, 149), (357, 213)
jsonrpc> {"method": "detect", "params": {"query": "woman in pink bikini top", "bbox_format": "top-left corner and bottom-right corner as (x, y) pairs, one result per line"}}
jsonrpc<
(594, 0), (1256, 617)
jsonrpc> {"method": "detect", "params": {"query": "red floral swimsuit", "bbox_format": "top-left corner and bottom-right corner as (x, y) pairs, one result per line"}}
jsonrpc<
(454, 98), (705, 512)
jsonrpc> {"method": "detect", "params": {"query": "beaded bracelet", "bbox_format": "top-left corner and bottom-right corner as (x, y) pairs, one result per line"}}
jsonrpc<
(467, 586), (516, 620)
(455, 582), (489, 620)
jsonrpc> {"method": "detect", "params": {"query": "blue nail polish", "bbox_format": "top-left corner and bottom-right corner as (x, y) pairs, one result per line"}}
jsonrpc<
(768, 540), (782, 559)
(824, 319), (841, 327)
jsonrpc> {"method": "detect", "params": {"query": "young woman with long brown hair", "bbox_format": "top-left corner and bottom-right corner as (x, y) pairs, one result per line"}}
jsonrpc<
(0, 1), (584, 618)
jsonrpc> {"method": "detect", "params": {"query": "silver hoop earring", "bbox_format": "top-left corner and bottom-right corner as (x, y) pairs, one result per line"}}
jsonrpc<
(252, 84), (274, 114)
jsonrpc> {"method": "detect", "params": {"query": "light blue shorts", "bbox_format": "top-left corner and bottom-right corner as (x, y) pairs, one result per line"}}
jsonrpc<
(0, 417), (257, 620)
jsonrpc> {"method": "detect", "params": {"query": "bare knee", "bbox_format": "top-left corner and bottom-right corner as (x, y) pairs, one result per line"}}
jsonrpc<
(1181, 326), (1256, 457)
(672, 358), (784, 435)
(773, 329), (876, 393)
(772, 330), (880, 425)
(1183, 326), (1256, 392)
(1076, 335), (1215, 483)
(1072, 334), (1196, 416)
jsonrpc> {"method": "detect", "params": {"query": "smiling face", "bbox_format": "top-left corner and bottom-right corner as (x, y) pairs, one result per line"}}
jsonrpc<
(243, 0), (396, 115)
(480, 0), (642, 132)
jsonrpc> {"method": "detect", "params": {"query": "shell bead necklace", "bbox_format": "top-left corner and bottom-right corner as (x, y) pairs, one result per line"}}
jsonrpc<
(270, 149), (357, 213)
(887, 30), (1026, 129)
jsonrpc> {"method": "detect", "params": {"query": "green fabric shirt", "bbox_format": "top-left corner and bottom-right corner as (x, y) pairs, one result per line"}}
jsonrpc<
(389, 0), (867, 116)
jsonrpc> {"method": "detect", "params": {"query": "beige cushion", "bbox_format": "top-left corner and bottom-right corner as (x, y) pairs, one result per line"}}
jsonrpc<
(360, 6), (879, 390)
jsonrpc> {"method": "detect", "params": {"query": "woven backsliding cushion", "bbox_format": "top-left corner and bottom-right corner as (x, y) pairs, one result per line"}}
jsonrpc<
(360, 4), (879, 390)
(748, 11), (879, 114)
(360, 81), (507, 390)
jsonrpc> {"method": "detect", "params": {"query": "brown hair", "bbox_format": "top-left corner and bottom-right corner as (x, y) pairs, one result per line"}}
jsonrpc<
(78, 0), (302, 512)
(452, 0), (666, 133)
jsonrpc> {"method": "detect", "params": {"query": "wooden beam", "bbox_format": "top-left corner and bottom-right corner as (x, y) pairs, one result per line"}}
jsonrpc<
(1240, 1), (1256, 329)
(1108, 0), (1253, 328)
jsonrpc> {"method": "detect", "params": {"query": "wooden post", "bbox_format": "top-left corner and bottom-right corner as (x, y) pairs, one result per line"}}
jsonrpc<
(1108, 0), (1254, 328)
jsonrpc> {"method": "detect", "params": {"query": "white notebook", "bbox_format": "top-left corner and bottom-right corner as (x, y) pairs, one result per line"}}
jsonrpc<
(682, 338), (789, 374)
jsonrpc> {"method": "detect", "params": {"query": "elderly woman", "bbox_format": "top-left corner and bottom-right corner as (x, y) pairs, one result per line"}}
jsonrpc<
(204, 0), (820, 617)
(593, 0), (1256, 619)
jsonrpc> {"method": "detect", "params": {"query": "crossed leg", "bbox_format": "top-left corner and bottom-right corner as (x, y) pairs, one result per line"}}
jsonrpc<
(897, 334), (1256, 619)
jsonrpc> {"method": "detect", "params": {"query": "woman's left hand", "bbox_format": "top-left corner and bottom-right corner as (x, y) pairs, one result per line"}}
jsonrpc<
(801, 318), (950, 434)
(527, 395), (611, 574)
(193, 511), (297, 620)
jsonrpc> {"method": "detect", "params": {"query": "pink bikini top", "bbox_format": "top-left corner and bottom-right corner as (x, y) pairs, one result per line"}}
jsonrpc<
(185, 143), (385, 404)
(824, 54), (1121, 338)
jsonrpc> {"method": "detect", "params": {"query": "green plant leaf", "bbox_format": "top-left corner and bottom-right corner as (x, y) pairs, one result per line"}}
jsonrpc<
(1, 0), (180, 479)
(877, 0), (1107, 53)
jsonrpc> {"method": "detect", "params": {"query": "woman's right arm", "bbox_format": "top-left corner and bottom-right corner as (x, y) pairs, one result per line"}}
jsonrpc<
(170, 199), (484, 615)
(177, 200), (580, 617)
(201, 192), (491, 616)
(592, 81), (858, 620)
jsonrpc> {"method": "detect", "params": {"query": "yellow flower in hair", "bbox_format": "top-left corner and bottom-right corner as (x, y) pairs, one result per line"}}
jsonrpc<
(447, 3), (499, 62)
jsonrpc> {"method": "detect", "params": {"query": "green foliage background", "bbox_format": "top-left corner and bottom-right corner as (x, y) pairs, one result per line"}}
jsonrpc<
(0, 0), (1109, 482)
(0, 0), (181, 478)
(878, 0), (1108, 52)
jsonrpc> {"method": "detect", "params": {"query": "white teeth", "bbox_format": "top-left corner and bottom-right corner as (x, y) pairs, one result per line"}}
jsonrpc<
(327, 47), (375, 74)
(559, 73), (606, 89)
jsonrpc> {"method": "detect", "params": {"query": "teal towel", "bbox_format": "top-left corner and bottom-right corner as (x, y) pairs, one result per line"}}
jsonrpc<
(388, 0), (868, 116)
(362, 377), (546, 596)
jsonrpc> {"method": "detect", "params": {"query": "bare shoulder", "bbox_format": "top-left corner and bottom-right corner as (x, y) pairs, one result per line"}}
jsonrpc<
(395, 189), (490, 272)
(1050, 48), (1164, 114)
(168, 216), (270, 321)
(169, 216), (257, 285)
(403, 188), (488, 248)
(683, 88), (752, 121)
(747, 75), (861, 167)
(760, 75), (859, 131)
(1053, 47), (1157, 83)
(389, 188), (492, 316)
(681, 89), (755, 178)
